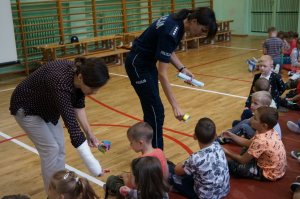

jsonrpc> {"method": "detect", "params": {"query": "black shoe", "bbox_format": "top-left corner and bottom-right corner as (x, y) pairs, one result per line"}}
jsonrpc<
(216, 136), (231, 145)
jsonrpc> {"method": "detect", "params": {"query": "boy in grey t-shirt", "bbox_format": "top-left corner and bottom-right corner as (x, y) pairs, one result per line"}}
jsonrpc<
(170, 118), (230, 199)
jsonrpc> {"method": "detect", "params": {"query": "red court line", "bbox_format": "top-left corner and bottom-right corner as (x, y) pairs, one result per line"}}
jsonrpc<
(1, 125), (193, 154)
(163, 134), (193, 154)
(90, 123), (193, 154)
(188, 50), (258, 69)
(88, 96), (193, 138)
(0, 133), (27, 144)
(88, 96), (142, 121)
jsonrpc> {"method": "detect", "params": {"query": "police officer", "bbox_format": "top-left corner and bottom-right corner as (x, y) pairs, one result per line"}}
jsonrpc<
(125, 7), (217, 150)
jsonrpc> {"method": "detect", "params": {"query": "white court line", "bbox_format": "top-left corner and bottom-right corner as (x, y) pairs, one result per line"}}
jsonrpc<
(0, 87), (15, 92)
(0, 72), (247, 99)
(0, 131), (105, 187)
(110, 72), (247, 99)
(212, 45), (262, 51)
(170, 83), (247, 99)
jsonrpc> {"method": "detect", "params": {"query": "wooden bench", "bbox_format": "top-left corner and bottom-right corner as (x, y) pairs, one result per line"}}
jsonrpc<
(214, 30), (232, 42)
(117, 31), (143, 50)
(34, 35), (129, 66)
(56, 48), (129, 65)
(74, 48), (130, 65)
(179, 20), (233, 51)
(180, 34), (206, 51)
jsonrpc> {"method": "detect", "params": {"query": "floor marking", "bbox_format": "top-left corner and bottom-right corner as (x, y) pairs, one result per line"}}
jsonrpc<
(110, 72), (247, 99)
(0, 87), (15, 92)
(212, 45), (261, 51)
(170, 83), (247, 99)
(0, 131), (105, 187)
(0, 73), (248, 99)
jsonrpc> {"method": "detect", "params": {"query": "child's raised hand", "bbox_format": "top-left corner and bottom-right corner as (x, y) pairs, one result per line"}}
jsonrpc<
(119, 186), (131, 196)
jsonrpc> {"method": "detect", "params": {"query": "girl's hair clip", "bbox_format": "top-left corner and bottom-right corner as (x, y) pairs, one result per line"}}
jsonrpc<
(63, 171), (70, 180)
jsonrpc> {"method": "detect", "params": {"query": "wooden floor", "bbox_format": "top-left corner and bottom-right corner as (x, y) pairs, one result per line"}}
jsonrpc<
(0, 36), (294, 198)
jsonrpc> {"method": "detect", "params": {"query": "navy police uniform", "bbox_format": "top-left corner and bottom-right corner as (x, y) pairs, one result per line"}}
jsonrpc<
(125, 15), (184, 149)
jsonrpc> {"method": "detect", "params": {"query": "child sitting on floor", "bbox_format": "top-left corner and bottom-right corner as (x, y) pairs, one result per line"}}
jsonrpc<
(105, 122), (168, 198)
(240, 77), (277, 122)
(243, 55), (285, 119)
(218, 91), (282, 145)
(281, 78), (300, 111)
(246, 55), (285, 109)
(48, 170), (100, 199)
(222, 106), (287, 181)
(119, 156), (169, 199)
(169, 118), (230, 199)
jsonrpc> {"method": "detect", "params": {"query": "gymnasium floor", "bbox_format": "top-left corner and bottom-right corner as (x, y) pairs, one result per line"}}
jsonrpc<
(0, 36), (299, 199)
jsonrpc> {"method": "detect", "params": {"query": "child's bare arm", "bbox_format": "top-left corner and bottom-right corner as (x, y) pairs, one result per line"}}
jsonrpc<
(287, 94), (300, 102)
(175, 162), (186, 176)
(223, 147), (254, 164)
(222, 131), (252, 147)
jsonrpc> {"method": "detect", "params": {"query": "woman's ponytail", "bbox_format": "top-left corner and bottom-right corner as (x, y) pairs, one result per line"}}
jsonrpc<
(172, 8), (193, 20)
(74, 56), (110, 88)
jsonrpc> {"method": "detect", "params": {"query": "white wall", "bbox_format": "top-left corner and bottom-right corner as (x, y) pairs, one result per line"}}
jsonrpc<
(214, 0), (249, 35)
(0, 0), (18, 65)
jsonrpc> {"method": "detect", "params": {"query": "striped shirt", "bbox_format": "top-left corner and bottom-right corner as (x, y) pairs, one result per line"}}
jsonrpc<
(263, 37), (284, 60)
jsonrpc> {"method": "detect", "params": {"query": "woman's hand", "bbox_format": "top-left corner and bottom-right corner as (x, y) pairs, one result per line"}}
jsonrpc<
(182, 67), (195, 79)
(172, 105), (185, 121)
(86, 132), (99, 147)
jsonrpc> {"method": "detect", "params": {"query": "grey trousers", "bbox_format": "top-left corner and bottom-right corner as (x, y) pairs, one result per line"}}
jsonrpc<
(14, 109), (65, 193)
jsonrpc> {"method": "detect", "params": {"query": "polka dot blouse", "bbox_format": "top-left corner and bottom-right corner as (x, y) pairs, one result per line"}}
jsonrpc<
(10, 60), (86, 148)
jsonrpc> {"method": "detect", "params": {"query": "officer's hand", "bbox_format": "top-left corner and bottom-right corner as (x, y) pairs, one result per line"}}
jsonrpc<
(182, 68), (195, 79)
(173, 106), (184, 121)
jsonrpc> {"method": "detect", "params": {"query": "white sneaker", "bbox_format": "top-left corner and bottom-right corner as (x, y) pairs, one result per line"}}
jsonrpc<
(287, 121), (300, 133)
(290, 73), (300, 80)
(288, 71), (295, 76)
(247, 59), (256, 72)
(273, 64), (280, 74)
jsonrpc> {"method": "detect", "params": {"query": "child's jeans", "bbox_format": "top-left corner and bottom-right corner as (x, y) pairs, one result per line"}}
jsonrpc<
(228, 159), (267, 181)
(169, 174), (198, 199)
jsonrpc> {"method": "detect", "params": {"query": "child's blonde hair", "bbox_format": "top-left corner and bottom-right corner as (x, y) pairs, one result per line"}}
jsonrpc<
(257, 55), (273, 67)
(252, 91), (272, 107)
(127, 122), (153, 143)
(48, 170), (99, 199)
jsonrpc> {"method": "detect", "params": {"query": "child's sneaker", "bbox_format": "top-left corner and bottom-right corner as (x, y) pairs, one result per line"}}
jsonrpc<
(291, 182), (300, 192)
(291, 151), (300, 160)
(273, 64), (280, 74)
(290, 73), (300, 80)
(288, 71), (295, 76)
(287, 121), (300, 133)
(216, 136), (231, 145)
(247, 59), (256, 72)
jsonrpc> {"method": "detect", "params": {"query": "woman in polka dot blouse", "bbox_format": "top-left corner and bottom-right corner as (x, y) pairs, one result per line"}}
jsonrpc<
(10, 57), (110, 194)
